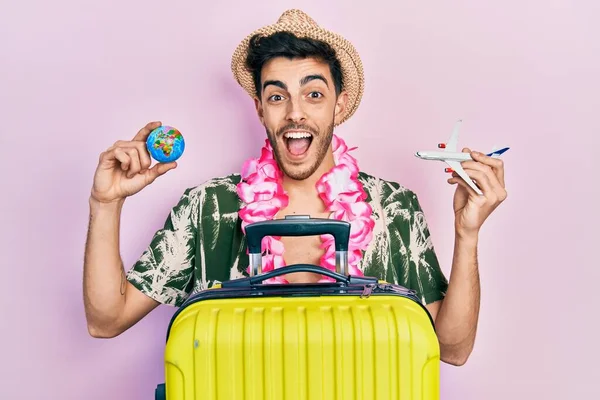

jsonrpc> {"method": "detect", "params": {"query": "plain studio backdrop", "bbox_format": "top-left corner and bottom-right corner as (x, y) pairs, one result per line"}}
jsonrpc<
(1, 0), (599, 398)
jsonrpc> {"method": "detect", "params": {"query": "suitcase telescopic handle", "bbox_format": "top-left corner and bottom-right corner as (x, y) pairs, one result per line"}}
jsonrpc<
(245, 215), (350, 276)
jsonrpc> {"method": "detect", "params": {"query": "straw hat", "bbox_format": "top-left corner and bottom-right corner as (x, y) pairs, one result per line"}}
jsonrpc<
(231, 9), (364, 126)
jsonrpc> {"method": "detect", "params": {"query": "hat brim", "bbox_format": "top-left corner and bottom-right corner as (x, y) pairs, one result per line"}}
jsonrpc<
(231, 20), (364, 126)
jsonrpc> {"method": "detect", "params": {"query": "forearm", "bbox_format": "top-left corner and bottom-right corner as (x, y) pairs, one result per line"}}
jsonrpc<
(83, 197), (128, 336)
(434, 231), (480, 365)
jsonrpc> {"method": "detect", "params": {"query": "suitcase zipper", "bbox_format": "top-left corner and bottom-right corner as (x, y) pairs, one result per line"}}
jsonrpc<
(360, 283), (419, 299)
(376, 283), (418, 296)
(360, 283), (375, 298)
(167, 282), (433, 342)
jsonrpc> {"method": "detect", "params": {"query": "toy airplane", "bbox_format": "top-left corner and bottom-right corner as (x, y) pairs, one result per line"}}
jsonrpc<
(415, 120), (509, 195)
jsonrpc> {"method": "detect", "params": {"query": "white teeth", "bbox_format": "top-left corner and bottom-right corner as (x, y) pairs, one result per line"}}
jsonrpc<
(284, 131), (312, 139)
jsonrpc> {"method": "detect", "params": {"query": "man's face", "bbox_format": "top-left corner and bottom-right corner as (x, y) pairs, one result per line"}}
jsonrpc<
(255, 57), (347, 181)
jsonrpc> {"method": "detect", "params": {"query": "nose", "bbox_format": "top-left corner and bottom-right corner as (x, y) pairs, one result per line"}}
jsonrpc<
(286, 97), (307, 123)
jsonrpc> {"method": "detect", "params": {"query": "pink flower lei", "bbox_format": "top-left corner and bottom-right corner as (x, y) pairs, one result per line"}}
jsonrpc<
(236, 134), (375, 283)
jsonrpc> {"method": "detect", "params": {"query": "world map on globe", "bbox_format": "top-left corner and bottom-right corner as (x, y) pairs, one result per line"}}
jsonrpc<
(146, 126), (185, 163)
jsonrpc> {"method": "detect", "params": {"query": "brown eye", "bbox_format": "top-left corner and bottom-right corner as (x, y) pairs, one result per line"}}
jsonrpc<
(269, 94), (284, 102)
(309, 92), (322, 98)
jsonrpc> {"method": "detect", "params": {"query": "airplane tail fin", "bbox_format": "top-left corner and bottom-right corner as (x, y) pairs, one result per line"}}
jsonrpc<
(487, 145), (510, 158)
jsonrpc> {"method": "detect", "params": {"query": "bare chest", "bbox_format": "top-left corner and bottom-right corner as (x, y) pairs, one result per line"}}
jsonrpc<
(275, 207), (331, 284)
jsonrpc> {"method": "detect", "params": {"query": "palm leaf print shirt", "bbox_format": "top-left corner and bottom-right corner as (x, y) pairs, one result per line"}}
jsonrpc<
(126, 172), (449, 307)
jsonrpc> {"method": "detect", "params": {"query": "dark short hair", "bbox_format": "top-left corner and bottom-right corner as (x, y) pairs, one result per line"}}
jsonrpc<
(245, 31), (343, 99)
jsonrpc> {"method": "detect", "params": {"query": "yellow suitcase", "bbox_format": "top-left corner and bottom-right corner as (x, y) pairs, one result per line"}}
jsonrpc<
(155, 216), (440, 399)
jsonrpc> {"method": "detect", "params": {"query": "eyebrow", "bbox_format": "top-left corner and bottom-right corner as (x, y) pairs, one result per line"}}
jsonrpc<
(262, 74), (329, 93)
(263, 80), (287, 92)
(301, 74), (329, 87)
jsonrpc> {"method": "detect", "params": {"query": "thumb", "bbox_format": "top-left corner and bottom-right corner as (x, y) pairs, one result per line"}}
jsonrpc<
(146, 162), (177, 182)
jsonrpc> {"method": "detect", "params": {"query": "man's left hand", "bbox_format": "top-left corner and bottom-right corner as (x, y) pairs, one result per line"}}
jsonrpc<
(447, 148), (507, 237)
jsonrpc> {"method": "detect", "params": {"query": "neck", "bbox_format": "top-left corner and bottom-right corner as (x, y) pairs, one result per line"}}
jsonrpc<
(282, 149), (335, 196)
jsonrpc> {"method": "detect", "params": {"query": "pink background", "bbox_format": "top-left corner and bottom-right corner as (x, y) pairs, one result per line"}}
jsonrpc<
(2, 0), (599, 398)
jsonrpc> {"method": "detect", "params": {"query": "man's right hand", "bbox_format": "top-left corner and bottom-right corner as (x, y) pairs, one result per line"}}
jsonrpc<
(90, 121), (177, 204)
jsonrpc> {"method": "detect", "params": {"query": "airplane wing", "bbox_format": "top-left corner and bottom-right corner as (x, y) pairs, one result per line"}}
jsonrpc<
(444, 120), (461, 152)
(446, 160), (483, 195)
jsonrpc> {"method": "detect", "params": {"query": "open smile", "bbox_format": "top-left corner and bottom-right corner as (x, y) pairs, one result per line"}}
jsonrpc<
(283, 130), (314, 159)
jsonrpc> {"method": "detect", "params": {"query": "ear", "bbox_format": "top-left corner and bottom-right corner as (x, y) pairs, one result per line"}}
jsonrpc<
(333, 91), (348, 125)
(254, 97), (265, 125)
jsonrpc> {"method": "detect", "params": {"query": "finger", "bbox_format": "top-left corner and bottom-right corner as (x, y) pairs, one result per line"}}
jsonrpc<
(460, 158), (507, 202)
(448, 176), (479, 197)
(98, 148), (118, 168)
(462, 168), (497, 201)
(132, 121), (162, 142)
(136, 142), (152, 171)
(448, 167), (483, 197)
(460, 159), (502, 190)
(471, 151), (505, 187)
(115, 140), (152, 171)
(124, 148), (142, 178)
(129, 142), (152, 171)
(113, 148), (130, 171)
(145, 161), (177, 183)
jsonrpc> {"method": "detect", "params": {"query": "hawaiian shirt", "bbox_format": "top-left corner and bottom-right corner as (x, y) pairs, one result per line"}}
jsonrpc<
(126, 171), (449, 307)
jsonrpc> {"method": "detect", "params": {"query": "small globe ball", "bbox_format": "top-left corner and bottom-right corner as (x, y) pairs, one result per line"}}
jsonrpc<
(146, 126), (185, 163)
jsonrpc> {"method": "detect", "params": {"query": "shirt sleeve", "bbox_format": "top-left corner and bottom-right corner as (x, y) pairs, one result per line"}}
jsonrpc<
(401, 191), (448, 305)
(126, 187), (199, 307)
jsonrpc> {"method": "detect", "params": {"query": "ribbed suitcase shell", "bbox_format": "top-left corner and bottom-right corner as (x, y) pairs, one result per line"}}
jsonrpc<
(163, 291), (440, 399)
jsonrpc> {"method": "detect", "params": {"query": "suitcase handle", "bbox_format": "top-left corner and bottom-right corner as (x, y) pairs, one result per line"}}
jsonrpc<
(221, 264), (378, 288)
(245, 216), (351, 276)
(246, 216), (350, 253)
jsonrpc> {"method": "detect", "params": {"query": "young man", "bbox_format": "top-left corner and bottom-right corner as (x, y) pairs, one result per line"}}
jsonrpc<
(83, 9), (507, 366)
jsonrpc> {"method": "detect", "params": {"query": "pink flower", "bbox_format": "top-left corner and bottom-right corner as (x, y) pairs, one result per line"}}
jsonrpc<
(328, 192), (367, 219)
(319, 237), (365, 276)
(246, 253), (288, 284)
(262, 236), (284, 255)
(332, 136), (359, 177)
(316, 165), (363, 206)
(337, 153), (359, 177)
(319, 238), (335, 263)
(349, 215), (375, 249)
(259, 254), (289, 284)
(262, 254), (285, 271)
(243, 160), (281, 185)
(240, 141), (282, 184)
(239, 198), (287, 232)
(348, 200), (372, 217)
(348, 262), (364, 277)
(240, 200), (282, 220)
(237, 180), (285, 204)
(261, 162), (283, 181)
(260, 143), (274, 160)
(241, 158), (258, 180)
